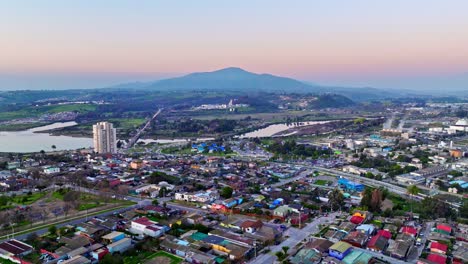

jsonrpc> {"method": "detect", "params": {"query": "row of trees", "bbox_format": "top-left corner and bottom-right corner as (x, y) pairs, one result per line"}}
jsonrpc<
(268, 140), (332, 159)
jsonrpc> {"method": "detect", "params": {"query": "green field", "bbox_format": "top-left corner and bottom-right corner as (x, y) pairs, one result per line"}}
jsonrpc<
(314, 180), (329, 186)
(0, 258), (16, 264)
(11, 192), (47, 205)
(108, 118), (146, 130)
(0, 122), (50, 131)
(0, 104), (97, 122)
(41, 104), (97, 113)
(124, 251), (183, 264)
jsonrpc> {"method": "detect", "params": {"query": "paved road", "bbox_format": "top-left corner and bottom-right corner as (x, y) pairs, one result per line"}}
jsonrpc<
(249, 212), (339, 264)
(2, 204), (138, 242)
(126, 108), (162, 148)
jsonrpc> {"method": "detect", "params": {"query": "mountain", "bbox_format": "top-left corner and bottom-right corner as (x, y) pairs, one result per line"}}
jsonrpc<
(139, 67), (317, 93)
(109, 67), (407, 101)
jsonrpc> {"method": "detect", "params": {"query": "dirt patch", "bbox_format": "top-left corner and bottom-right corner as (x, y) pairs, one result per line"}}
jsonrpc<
(381, 199), (394, 211)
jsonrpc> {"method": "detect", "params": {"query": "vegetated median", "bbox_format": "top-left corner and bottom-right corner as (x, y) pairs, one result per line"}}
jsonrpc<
(0, 203), (134, 240)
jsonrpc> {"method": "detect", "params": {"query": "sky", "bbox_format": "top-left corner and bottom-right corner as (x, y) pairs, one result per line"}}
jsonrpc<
(1, 0), (468, 90)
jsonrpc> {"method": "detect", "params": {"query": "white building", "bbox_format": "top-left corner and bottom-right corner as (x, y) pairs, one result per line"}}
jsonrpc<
(449, 119), (468, 132)
(130, 217), (167, 238)
(43, 166), (60, 174)
(175, 190), (219, 203)
(93, 122), (117, 153)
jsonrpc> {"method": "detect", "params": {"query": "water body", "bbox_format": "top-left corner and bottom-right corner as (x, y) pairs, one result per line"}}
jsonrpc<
(238, 121), (334, 138)
(0, 121), (92, 153)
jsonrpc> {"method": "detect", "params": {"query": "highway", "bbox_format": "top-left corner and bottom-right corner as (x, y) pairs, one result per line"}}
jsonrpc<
(1, 204), (139, 242)
(126, 108), (162, 148)
(312, 166), (462, 209)
(270, 162), (461, 209)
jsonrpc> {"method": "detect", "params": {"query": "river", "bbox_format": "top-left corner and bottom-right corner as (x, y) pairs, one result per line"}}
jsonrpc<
(0, 122), (92, 153)
(237, 120), (334, 138)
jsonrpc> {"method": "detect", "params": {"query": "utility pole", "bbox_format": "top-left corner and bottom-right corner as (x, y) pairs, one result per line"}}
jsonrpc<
(299, 211), (301, 229)
(254, 239), (257, 259)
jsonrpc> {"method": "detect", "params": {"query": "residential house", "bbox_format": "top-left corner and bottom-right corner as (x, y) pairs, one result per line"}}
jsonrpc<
(329, 241), (353, 260)
(366, 235), (388, 253)
(430, 242), (448, 255)
(273, 205), (291, 218)
(240, 220), (263, 234)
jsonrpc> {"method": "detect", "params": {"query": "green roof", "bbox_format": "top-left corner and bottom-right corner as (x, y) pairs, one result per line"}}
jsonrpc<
(191, 232), (208, 241)
(291, 248), (321, 264)
(342, 250), (372, 264)
(214, 257), (225, 263)
(329, 241), (352, 253)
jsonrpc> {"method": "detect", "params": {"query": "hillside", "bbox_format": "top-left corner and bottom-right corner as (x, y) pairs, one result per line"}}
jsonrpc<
(141, 67), (317, 93)
(114, 67), (404, 101)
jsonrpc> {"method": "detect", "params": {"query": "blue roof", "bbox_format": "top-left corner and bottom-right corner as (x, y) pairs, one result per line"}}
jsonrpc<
(450, 180), (465, 185)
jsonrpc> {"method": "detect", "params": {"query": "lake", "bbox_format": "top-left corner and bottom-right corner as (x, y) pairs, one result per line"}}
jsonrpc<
(237, 121), (334, 138)
(0, 122), (93, 153)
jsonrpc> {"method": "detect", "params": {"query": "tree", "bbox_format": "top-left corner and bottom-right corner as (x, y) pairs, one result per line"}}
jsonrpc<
(101, 254), (123, 264)
(152, 199), (159, 205)
(51, 145), (56, 150)
(407, 185), (420, 213)
(282, 246), (289, 255)
(0, 196), (8, 207)
(48, 225), (57, 235)
(159, 187), (167, 198)
(220, 186), (233, 199)
(275, 251), (285, 261)
(460, 200), (468, 219)
(370, 189), (383, 212)
(360, 188), (372, 209)
(328, 188), (344, 211)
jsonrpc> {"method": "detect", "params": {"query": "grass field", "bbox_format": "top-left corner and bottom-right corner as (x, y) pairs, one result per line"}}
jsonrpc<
(108, 118), (146, 130)
(147, 251), (183, 264)
(52, 189), (124, 211)
(0, 122), (50, 131)
(0, 104), (97, 122)
(0, 258), (16, 264)
(41, 104), (97, 113)
(314, 180), (329, 186)
(124, 251), (183, 264)
(11, 192), (47, 205)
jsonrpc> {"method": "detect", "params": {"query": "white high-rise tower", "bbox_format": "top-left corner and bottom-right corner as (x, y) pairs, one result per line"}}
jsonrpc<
(93, 122), (117, 153)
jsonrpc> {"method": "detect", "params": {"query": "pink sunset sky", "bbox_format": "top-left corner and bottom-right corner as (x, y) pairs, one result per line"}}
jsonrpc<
(1, 1), (467, 90)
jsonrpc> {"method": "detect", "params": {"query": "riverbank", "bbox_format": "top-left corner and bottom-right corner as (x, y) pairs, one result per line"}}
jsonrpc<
(0, 122), (92, 153)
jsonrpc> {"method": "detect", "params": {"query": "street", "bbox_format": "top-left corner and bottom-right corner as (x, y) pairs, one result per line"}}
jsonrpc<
(249, 212), (339, 264)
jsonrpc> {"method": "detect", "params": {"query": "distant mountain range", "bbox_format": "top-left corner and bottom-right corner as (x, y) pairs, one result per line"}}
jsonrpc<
(108, 67), (449, 101)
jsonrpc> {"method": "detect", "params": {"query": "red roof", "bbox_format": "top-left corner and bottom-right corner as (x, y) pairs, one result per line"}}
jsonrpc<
(436, 224), (451, 233)
(0, 240), (33, 256)
(350, 215), (364, 224)
(366, 235), (387, 249)
(377, 230), (392, 239)
(109, 179), (121, 187)
(400, 226), (418, 235)
(146, 225), (162, 231)
(133, 217), (154, 226)
(430, 242), (448, 252)
(427, 254), (447, 264)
